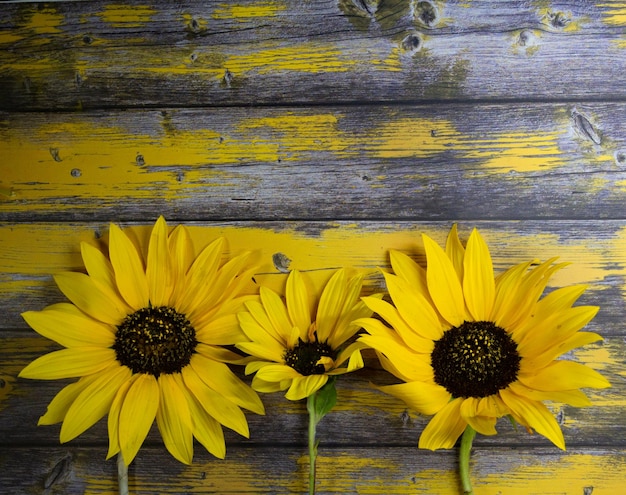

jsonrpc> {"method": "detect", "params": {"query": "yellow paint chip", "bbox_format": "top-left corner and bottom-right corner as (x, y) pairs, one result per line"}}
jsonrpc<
(98, 4), (156, 27)
(599, 3), (626, 26)
(212, 2), (286, 20)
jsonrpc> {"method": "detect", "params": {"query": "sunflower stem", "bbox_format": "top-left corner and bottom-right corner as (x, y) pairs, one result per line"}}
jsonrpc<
(117, 453), (129, 495)
(307, 392), (318, 495)
(459, 425), (476, 495)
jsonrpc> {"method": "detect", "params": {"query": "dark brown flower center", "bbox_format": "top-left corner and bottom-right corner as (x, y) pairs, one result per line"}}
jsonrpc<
(284, 339), (337, 376)
(114, 306), (198, 377)
(430, 321), (520, 398)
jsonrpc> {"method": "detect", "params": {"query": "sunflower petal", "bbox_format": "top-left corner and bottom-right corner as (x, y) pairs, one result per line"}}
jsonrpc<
(195, 313), (247, 345)
(182, 366), (250, 437)
(459, 397), (498, 436)
(254, 363), (302, 383)
(118, 373), (160, 465)
(60, 365), (131, 443)
(285, 374), (328, 401)
(389, 250), (429, 298)
(190, 354), (264, 414)
(22, 305), (115, 348)
(251, 375), (287, 393)
(236, 341), (284, 363)
(445, 224), (466, 280)
(382, 272), (443, 341)
(157, 374), (193, 464)
(519, 360), (610, 391)
(54, 272), (129, 325)
(377, 381), (450, 416)
(186, 391), (226, 459)
(422, 233), (466, 326)
(418, 397), (467, 450)
(38, 374), (100, 425)
(522, 332), (604, 370)
(108, 223), (149, 310)
(19, 348), (117, 380)
(500, 388), (565, 449)
(508, 381), (592, 407)
(168, 225), (195, 302)
(260, 286), (294, 340)
(286, 270), (311, 337)
(463, 229), (495, 321)
(316, 269), (347, 342)
(147, 216), (173, 307)
(106, 374), (134, 460)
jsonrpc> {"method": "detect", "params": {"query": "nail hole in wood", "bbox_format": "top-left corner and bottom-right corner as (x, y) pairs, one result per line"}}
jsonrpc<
(415, 1), (438, 27)
(136, 153), (145, 166)
(49, 148), (62, 162)
(401, 33), (422, 53)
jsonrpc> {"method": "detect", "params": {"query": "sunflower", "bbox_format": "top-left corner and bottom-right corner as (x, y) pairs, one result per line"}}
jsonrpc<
(357, 225), (610, 450)
(19, 217), (264, 465)
(236, 269), (378, 400)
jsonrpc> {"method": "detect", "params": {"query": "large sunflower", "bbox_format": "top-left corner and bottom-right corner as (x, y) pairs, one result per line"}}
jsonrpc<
(357, 225), (610, 450)
(236, 269), (378, 400)
(19, 217), (264, 465)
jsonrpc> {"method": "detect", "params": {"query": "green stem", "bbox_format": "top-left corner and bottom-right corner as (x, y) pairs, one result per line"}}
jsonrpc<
(117, 453), (129, 495)
(307, 392), (318, 495)
(459, 425), (476, 495)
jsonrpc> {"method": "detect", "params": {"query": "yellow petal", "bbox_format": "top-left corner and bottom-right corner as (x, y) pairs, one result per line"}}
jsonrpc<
(190, 354), (264, 415)
(508, 381), (592, 407)
(316, 269), (347, 342)
(147, 216), (173, 307)
(491, 261), (534, 328)
(22, 305), (115, 348)
(459, 397), (498, 436)
(108, 223), (149, 310)
(19, 348), (117, 380)
(195, 313), (247, 345)
(118, 373), (159, 465)
(499, 388), (565, 449)
(285, 374), (328, 401)
(463, 229), (495, 321)
(376, 381), (450, 416)
(254, 363), (302, 383)
(54, 272), (128, 325)
(422, 233), (466, 326)
(175, 237), (223, 314)
(519, 360), (610, 391)
(186, 391), (226, 459)
(334, 341), (367, 370)
(521, 331), (603, 370)
(382, 271), (443, 341)
(168, 224), (195, 302)
(81, 242), (133, 315)
(236, 341), (284, 363)
(389, 250), (429, 298)
(360, 296), (434, 352)
(195, 343), (252, 365)
(106, 374), (134, 460)
(260, 286), (293, 341)
(38, 374), (100, 425)
(286, 270), (311, 339)
(157, 374), (193, 464)
(240, 300), (286, 344)
(60, 365), (131, 443)
(182, 366), (250, 437)
(251, 375), (287, 393)
(445, 224), (466, 280)
(418, 397), (467, 450)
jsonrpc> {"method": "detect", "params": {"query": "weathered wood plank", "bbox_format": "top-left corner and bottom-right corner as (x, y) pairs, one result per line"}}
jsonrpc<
(3, 220), (626, 327)
(2, 103), (625, 222)
(2, 0), (626, 109)
(0, 445), (624, 494)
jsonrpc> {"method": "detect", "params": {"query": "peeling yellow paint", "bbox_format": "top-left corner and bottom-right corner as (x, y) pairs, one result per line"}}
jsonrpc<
(98, 4), (157, 28)
(599, 3), (626, 26)
(225, 42), (358, 74)
(212, 2), (286, 20)
(463, 131), (566, 172)
(24, 9), (65, 35)
(0, 32), (23, 44)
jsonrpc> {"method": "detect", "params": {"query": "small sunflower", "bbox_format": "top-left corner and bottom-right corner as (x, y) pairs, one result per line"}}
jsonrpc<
(358, 225), (610, 451)
(19, 217), (264, 465)
(236, 269), (378, 401)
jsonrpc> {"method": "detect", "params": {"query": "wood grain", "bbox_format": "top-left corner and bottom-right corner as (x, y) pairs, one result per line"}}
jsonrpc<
(2, 0), (626, 493)
(2, 1), (626, 110)
(2, 103), (625, 222)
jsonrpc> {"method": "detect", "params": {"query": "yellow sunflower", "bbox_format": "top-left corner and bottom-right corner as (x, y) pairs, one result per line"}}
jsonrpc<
(19, 217), (264, 465)
(357, 225), (610, 450)
(236, 269), (378, 400)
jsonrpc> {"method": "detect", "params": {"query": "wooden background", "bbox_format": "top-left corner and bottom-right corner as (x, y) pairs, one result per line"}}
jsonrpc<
(1, 0), (626, 493)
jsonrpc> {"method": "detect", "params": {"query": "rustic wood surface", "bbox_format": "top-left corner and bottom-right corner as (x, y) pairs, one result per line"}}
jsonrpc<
(2, 0), (626, 493)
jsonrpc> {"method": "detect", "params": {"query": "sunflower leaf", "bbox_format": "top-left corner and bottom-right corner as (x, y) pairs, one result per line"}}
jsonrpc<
(309, 377), (337, 425)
